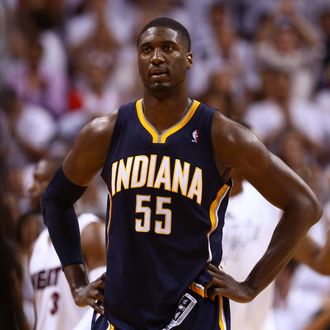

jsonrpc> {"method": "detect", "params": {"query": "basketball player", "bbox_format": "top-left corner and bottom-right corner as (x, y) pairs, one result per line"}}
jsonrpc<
(221, 170), (330, 330)
(41, 17), (322, 330)
(29, 158), (106, 330)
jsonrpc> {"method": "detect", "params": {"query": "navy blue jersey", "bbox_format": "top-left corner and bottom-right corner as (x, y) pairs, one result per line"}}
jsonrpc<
(101, 99), (231, 330)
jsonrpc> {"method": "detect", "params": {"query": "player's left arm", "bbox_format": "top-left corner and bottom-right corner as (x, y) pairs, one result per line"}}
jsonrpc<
(294, 230), (330, 275)
(206, 113), (322, 303)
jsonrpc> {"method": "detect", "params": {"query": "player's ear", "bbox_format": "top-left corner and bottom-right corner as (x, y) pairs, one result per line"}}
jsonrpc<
(187, 52), (193, 69)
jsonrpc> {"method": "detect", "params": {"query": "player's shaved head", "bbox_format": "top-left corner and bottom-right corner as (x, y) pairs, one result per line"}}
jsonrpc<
(137, 17), (191, 51)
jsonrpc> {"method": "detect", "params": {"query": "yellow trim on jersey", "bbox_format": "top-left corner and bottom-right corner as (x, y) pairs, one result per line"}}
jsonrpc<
(190, 282), (207, 298)
(136, 99), (159, 143)
(160, 100), (200, 143)
(106, 323), (115, 330)
(209, 184), (230, 234)
(218, 296), (225, 330)
(135, 99), (200, 144)
(106, 193), (113, 251)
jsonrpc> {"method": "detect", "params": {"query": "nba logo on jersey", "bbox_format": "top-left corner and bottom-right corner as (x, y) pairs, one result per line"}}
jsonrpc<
(191, 130), (198, 143)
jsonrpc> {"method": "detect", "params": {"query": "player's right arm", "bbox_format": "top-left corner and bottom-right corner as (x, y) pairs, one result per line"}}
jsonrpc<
(42, 112), (117, 314)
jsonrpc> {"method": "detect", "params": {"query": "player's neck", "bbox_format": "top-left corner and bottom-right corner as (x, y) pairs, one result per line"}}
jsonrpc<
(142, 93), (191, 134)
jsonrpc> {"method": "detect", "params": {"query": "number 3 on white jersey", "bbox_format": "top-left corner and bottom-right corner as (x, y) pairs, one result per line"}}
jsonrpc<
(135, 195), (172, 235)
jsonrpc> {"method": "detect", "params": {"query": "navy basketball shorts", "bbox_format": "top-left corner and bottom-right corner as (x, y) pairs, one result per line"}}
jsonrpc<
(91, 290), (230, 330)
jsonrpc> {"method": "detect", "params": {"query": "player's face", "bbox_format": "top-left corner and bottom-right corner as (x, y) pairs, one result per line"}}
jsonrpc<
(137, 26), (192, 94)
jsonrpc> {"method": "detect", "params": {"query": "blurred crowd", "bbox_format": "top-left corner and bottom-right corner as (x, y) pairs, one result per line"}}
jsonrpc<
(0, 0), (330, 329)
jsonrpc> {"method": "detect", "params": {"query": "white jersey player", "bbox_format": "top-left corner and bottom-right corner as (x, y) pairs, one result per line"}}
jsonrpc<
(222, 179), (281, 330)
(30, 213), (105, 330)
(221, 172), (330, 330)
(28, 158), (106, 330)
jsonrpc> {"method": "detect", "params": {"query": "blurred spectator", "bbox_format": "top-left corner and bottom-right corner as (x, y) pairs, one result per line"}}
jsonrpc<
(294, 0), (330, 24)
(226, 0), (276, 39)
(201, 86), (233, 118)
(278, 130), (316, 181)
(65, 0), (130, 48)
(15, 0), (68, 75)
(59, 50), (120, 141)
(0, 221), (29, 330)
(190, 2), (258, 98)
(0, 86), (57, 215)
(183, 0), (225, 59)
(17, 0), (65, 32)
(245, 67), (326, 153)
(0, 0), (11, 85)
(73, 51), (119, 115)
(5, 32), (67, 117)
(0, 173), (18, 240)
(67, 0), (119, 74)
(278, 130), (327, 203)
(318, 7), (330, 86)
(315, 63), (330, 153)
(324, 168), (330, 225)
(125, 0), (191, 43)
(256, 0), (323, 100)
(253, 11), (276, 44)
(0, 164), (29, 328)
(0, 111), (12, 168)
(200, 70), (245, 120)
(0, 86), (57, 164)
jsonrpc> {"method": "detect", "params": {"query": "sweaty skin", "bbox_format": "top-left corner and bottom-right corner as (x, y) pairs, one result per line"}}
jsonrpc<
(60, 25), (321, 311)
